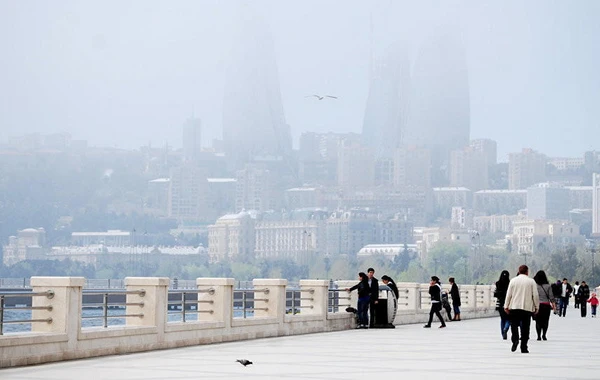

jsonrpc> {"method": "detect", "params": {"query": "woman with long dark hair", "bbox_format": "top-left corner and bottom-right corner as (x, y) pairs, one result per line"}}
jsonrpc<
(346, 272), (371, 329)
(533, 270), (555, 341)
(494, 270), (511, 339)
(381, 275), (399, 299)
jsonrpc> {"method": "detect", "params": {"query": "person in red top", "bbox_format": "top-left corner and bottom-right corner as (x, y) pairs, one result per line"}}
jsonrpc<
(588, 293), (599, 318)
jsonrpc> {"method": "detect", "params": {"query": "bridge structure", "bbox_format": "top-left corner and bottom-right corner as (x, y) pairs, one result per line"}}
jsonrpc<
(1, 276), (598, 379)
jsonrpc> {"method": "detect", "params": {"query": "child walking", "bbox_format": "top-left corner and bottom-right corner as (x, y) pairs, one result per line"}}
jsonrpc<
(588, 293), (599, 317)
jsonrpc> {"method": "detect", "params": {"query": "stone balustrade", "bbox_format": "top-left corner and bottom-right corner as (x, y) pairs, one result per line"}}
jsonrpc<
(0, 276), (497, 368)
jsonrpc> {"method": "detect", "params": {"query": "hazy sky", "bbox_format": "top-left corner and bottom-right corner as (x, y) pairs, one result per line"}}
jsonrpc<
(1, 0), (599, 160)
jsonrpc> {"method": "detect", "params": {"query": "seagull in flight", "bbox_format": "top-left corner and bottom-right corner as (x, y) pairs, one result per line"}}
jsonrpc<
(305, 94), (338, 100)
(236, 359), (253, 366)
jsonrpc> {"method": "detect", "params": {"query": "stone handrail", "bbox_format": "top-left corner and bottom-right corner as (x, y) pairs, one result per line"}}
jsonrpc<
(0, 277), (497, 368)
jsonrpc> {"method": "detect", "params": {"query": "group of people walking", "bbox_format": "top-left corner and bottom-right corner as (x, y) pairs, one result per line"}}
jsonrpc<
(494, 265), (599, 354)
(423, 276), (462, 328)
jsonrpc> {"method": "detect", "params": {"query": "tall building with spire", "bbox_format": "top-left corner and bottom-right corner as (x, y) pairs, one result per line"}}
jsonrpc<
(222, 9), (292, 170)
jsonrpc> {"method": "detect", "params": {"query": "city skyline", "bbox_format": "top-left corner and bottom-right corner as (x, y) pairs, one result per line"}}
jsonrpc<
(1, 1), (599, 160)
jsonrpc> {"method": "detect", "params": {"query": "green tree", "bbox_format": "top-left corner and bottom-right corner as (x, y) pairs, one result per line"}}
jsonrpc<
(547, 245), (580, 281)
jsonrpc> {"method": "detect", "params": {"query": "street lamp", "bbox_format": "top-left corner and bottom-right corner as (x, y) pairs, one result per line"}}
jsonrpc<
(586, 239), (597, 287)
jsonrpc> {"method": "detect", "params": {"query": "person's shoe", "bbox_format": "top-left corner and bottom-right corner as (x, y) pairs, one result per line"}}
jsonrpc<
(502, 331), (507, 340)
(537, 337), (541, 341)
(521, 349), (529, 353)
(439, 325), (446, 328)
(542, 336), (547, 341)
(511, 342), (518, 352)
(423, 324), (431, 328)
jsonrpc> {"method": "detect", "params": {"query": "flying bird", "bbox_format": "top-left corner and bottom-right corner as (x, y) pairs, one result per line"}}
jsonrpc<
(237, 359), (253, 367)
(305, 95), (338, 100)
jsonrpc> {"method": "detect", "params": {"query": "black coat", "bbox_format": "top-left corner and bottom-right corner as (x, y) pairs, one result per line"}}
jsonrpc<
(386, 282), (399, 299)
(369, 277), (379, 302)
(578, 284), (590, 300)
(450, 283), (461, 306)
(350, 279), (370, 299)
(429, 283), (442, 302)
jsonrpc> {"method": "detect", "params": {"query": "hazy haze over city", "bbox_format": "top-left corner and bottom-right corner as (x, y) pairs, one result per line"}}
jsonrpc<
(1, 0), (599, 159)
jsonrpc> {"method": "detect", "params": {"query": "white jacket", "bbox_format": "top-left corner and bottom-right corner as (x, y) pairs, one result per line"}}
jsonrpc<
(504, 274), (540, 313)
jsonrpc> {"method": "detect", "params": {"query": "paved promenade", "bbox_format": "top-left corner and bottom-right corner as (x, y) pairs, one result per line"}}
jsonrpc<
(2, 307), (599, 380)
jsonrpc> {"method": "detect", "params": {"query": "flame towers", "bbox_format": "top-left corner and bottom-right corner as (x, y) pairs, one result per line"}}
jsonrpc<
(362, 46), (411, 159)
(405, 30), (470, 172)
(222, 11), (292, 169)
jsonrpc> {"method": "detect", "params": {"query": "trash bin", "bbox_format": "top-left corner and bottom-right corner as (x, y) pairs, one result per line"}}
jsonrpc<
(373, 284), (397, 328)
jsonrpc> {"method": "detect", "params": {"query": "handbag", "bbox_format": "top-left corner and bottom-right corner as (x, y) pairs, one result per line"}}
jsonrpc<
(542, 285), (556, 310)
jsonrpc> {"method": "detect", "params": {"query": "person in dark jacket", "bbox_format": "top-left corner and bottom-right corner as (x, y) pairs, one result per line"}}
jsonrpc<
(381, 275), (399, 299)
(346, 272), (370, 328)
(367, 268), (379, 328)
(424, 276), (446, 328)
(495, 270), (511, 339)
(449, 277), (461, 321)
(557, 278), (573, 317)
(578, 281), (590, 318)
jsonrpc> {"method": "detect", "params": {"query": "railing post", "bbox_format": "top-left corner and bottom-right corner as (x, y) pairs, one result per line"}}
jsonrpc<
(335, 281), (357, 311)
(479, 285), (491, 308)
(124, 277), (169, 338)
(252, 279), (287, 322)
(299, 280), (329, 319)
(461, 284), (477, 309)
(196, 278), (234, 327)
(401, 283), (421, 312)
(30, 277), (85, 341)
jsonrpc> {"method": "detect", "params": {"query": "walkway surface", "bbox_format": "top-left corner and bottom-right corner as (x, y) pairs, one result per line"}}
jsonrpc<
(2, 307), (599, 380)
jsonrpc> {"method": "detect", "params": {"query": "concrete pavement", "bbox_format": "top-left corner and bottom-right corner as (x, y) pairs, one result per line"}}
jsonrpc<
(2, 307), (599, 380)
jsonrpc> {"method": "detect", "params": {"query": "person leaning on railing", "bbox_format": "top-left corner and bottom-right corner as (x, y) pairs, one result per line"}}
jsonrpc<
(346, 272), (370, 329)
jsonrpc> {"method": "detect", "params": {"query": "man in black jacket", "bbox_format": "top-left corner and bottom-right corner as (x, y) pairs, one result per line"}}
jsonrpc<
(367, 268), (379, 328)
(578, 281), (590, 317)
(558, 278), (573, 317)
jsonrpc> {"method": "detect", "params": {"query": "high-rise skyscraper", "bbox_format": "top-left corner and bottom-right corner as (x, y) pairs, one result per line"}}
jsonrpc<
(404, 29), (470, 180)
(593, 173), (600, 235)
(222, 10), (291, 169)
(182, 118), (201, 162)
(362, 46), (410, 159)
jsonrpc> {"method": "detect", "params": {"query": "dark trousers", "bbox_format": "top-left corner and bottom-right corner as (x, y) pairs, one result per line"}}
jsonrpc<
(357, 298), (369, 326)
(574, 296), (580, 308)
(369, 300), (377, 327)
(427, 303), (446, 326)
(559, 297), (569, 316)
(592, 305), (597, 316)
(535, 303), (552, 338)
(581, 301), (587, 317)
(510, 309), (532, 351)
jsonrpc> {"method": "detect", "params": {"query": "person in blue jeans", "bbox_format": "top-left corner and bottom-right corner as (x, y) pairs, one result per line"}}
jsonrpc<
(346, 272), (370, 329)
(494, 270), (511, 339)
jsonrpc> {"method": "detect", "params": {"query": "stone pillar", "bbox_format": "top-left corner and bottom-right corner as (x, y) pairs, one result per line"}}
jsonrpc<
(336, 281), (357, 311)
(196, 278), (234, 327)
(125, 277), (169, 334)
(479, 285), (491, 308)
(299, 280), (329, 318)
(252, 279), (287, 322)
(31, 277), (85, 338)
(400, 282), (421, 311)
(419, 283), (431, 310)
(461, 285), (476, 309)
